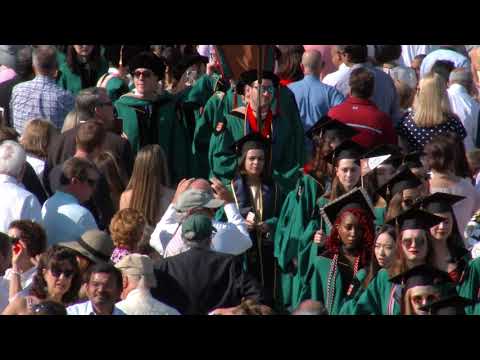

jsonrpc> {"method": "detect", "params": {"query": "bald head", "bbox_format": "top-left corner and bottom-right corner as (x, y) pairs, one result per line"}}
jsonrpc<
(302, 50), (323, 77)
(189, 178), (212, 192)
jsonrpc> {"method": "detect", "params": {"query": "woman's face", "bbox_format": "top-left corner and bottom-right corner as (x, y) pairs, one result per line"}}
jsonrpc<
(244, 149), (265, 177)
(401, 229), (428, 264)
(430, 211), (453, 242)
(401, 187), (422, 210)
(376, 164), (395, 186)
(73, 45), (94, 58)
(336, 159), (360, 191)
(337, 212), (363, 251)
(43, 262), (75, 299)
(375, 232), (396, 268)
(133, 68), (159, 96)
(408, 285), (441, 315)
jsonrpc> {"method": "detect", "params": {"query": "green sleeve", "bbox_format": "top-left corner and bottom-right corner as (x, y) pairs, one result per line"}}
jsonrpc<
(105, 77), (129, 102)
(338, 269), (367, 315)
(457, 258), (480, 315)
(208, 126), (238, 184)
(353, 270), (398, 315)
(374, 207), (386, 229)
(184, 74), (216, 107)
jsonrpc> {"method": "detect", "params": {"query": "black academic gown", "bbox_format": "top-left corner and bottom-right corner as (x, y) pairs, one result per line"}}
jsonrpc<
(152, 247), (264, 315)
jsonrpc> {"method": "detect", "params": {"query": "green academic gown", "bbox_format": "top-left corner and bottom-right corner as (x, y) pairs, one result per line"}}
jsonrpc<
(273, 174), (321, 311)
(114, 92), (192, 185)
(338, 269), (368, 315)
(57, 57), (109, 96)
(457, 257), (480, 315)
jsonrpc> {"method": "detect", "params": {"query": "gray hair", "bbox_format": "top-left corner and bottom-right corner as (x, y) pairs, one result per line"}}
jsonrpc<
(0, 140), (26, 178)
(125, 274), (156, 290)
(32, 45), (57, 74)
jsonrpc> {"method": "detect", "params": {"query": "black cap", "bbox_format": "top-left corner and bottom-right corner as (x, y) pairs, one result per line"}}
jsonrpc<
(324, 139), (365, 166)
(236, 69), (279, 95)
(230, 132), (271, 156)
(376, 165), (422, 201)
(403, 151), (424, 169)
(320, 187), (375, 228)
(305, 116), (359, 141)
(419, 295), (475, 315)
(389, 264), (450, 291)
(417, 192), (465, 214)
(386, 207), (444, 231)
(128, 51), (166, 78)
(363, 144), (403, 167)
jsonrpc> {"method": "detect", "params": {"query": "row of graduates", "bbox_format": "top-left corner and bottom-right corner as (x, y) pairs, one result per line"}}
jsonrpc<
(271, 119), (480, 315)
(53, 46), (306, 193)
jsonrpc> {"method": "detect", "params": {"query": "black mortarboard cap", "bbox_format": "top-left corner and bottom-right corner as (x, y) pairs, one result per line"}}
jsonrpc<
(305, 116), (359, 141)
(236, 69), (280, 95)
(363, 144), (403, 167)
(403, 151), (424, 169)
(128, 51), (166, 78)
(417, 192), (465, 214)
(324, 139), (365, 166)
(386, 207), (444, 231)
(389, 264), (450, 291)
(418, 295), (475, 315)
(376, 165), (422, 201)
(230, 132), (271, 156)
(320, 187), (375, 228)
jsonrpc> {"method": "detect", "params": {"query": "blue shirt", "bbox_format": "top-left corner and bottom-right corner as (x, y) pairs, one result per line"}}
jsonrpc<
(420, 48), (470, 79)
(328, 63), (402, 125)
(41, 191), (98, 246)
(10, 75), (75, 134)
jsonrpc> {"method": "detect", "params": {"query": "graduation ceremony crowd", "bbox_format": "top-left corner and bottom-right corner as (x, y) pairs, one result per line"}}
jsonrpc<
(1, 44), (480, 316)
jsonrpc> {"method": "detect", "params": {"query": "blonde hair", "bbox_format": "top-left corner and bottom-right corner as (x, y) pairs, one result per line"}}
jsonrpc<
(126, 144), (170, 226)
(61, 110), (79, 133)
(20, 118), (58, 158)
(412, 73), (452, 128)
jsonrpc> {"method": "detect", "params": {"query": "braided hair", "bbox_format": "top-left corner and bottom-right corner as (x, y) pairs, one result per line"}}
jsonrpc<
(325, 207), (375, 268)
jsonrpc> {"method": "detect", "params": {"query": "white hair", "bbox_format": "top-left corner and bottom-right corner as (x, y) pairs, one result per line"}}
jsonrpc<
(126, 273), (156, 290)
(0, 140), (26, 177)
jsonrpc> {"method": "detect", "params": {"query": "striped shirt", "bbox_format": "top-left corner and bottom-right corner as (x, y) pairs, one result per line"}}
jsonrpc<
(10, 75), (75, 134)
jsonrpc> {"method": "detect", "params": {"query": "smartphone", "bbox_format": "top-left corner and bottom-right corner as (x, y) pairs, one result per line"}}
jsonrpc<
(13, 243), (22, 256)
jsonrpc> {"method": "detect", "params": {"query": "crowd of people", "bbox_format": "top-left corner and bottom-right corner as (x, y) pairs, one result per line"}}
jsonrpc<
(0, 44), (480, 315)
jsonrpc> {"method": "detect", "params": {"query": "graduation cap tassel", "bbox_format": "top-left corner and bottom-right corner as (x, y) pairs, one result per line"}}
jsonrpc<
(119, 45), (124, 67)
(257, 45), (264, 134)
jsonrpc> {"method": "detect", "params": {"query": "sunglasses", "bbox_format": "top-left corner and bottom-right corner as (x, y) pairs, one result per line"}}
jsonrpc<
(134, 70), (153, 78)
(252, 85), (275, 95)
(402, 237), (426, 248)
(50, 267), (74, 278)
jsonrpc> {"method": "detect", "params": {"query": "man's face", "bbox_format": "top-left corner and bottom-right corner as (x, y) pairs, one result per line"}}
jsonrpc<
(133, 67), (159, 96)
(95, 92), (115, 129)
(87, 272), (121, 307)
(245, 79), (274, 114)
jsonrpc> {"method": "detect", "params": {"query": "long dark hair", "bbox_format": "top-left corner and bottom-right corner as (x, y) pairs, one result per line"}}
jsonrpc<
(363, 225), (397, 287)
(275, 45), (305, 83)
(66, 45), (103, 75)
(236, 147), (272, 183)
(94, 151), (128, 211)
(30, 246), (81, 305)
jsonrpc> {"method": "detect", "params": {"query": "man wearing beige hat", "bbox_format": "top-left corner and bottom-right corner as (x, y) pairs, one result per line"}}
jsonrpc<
(115, 254), (180, 315)
(149, 177), (251, 258)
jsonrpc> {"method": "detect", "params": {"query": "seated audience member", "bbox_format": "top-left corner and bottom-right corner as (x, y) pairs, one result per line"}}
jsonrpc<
(31, 300), (67, 315)
(115, 254), (180, 315)
(152, 213), (263, 315)
(66, 262), (124, 315)
(41, 157), (98, 246)
(0, 140), (42, 233)
(110, 209), (146, 264)
(3, 246), (81, 315)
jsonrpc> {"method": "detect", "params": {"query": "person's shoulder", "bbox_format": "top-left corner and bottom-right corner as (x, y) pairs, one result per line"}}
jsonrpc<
(66, 300), (89, 315)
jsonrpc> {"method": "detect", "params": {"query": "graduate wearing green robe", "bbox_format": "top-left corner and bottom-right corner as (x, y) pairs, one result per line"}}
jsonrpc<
(456, 257), (480, 315)
(57, 56), (109, 96)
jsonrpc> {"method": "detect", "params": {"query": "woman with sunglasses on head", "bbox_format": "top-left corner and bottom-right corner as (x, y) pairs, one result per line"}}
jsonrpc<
(344, 207), (447, 315)
(114, 51), (191, 185)
(58, 45), (109, 96)
(2, 246), (81, 315)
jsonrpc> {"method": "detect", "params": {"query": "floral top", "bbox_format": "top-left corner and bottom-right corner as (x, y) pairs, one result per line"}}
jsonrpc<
(396, 109), (467, 152)
(111, 247), (131, 264)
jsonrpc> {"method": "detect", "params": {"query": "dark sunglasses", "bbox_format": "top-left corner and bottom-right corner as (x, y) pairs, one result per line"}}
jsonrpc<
(10, 236), (21, 244)
(134, 70), (153, 78)
(402, 237), (426, 248)
(50, 267), (74, 278)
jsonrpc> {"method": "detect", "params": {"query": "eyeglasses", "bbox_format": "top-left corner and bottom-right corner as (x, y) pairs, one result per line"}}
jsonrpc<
(402, 237), (426, 248)
(252, 85), (275, 95)
(50, 267), (74, 278)
(134, 70), (153, 78)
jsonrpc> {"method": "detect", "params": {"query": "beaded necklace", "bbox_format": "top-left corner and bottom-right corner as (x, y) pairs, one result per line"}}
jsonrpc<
(326, 253), (360, 312)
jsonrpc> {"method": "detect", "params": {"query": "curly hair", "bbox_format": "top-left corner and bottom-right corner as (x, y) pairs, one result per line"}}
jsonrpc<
(109, 208), (146, 251)
(8, 220), (47, 258)
(325, 207), (375, 268)
(30, 246), (81, 305)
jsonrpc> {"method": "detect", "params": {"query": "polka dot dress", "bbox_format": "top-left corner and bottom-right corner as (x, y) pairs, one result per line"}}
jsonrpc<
(397, 110), (467, 151)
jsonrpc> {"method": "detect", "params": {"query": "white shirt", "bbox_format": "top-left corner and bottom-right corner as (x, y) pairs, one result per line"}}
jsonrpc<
(66, 300), (125, 315)
(447, 83), (480, 151)
(150, 203), (252, 258)
(400, 45), (440, 67)
(26, 155), (45, 181)
(322, 63), (349, 88)
(0, 266), (37, 312)
(0, 174), (42, 233)
(115, 288), (180, 315)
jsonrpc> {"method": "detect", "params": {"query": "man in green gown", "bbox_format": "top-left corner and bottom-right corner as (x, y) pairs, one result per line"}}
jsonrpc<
(114, 51), (191, 185)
